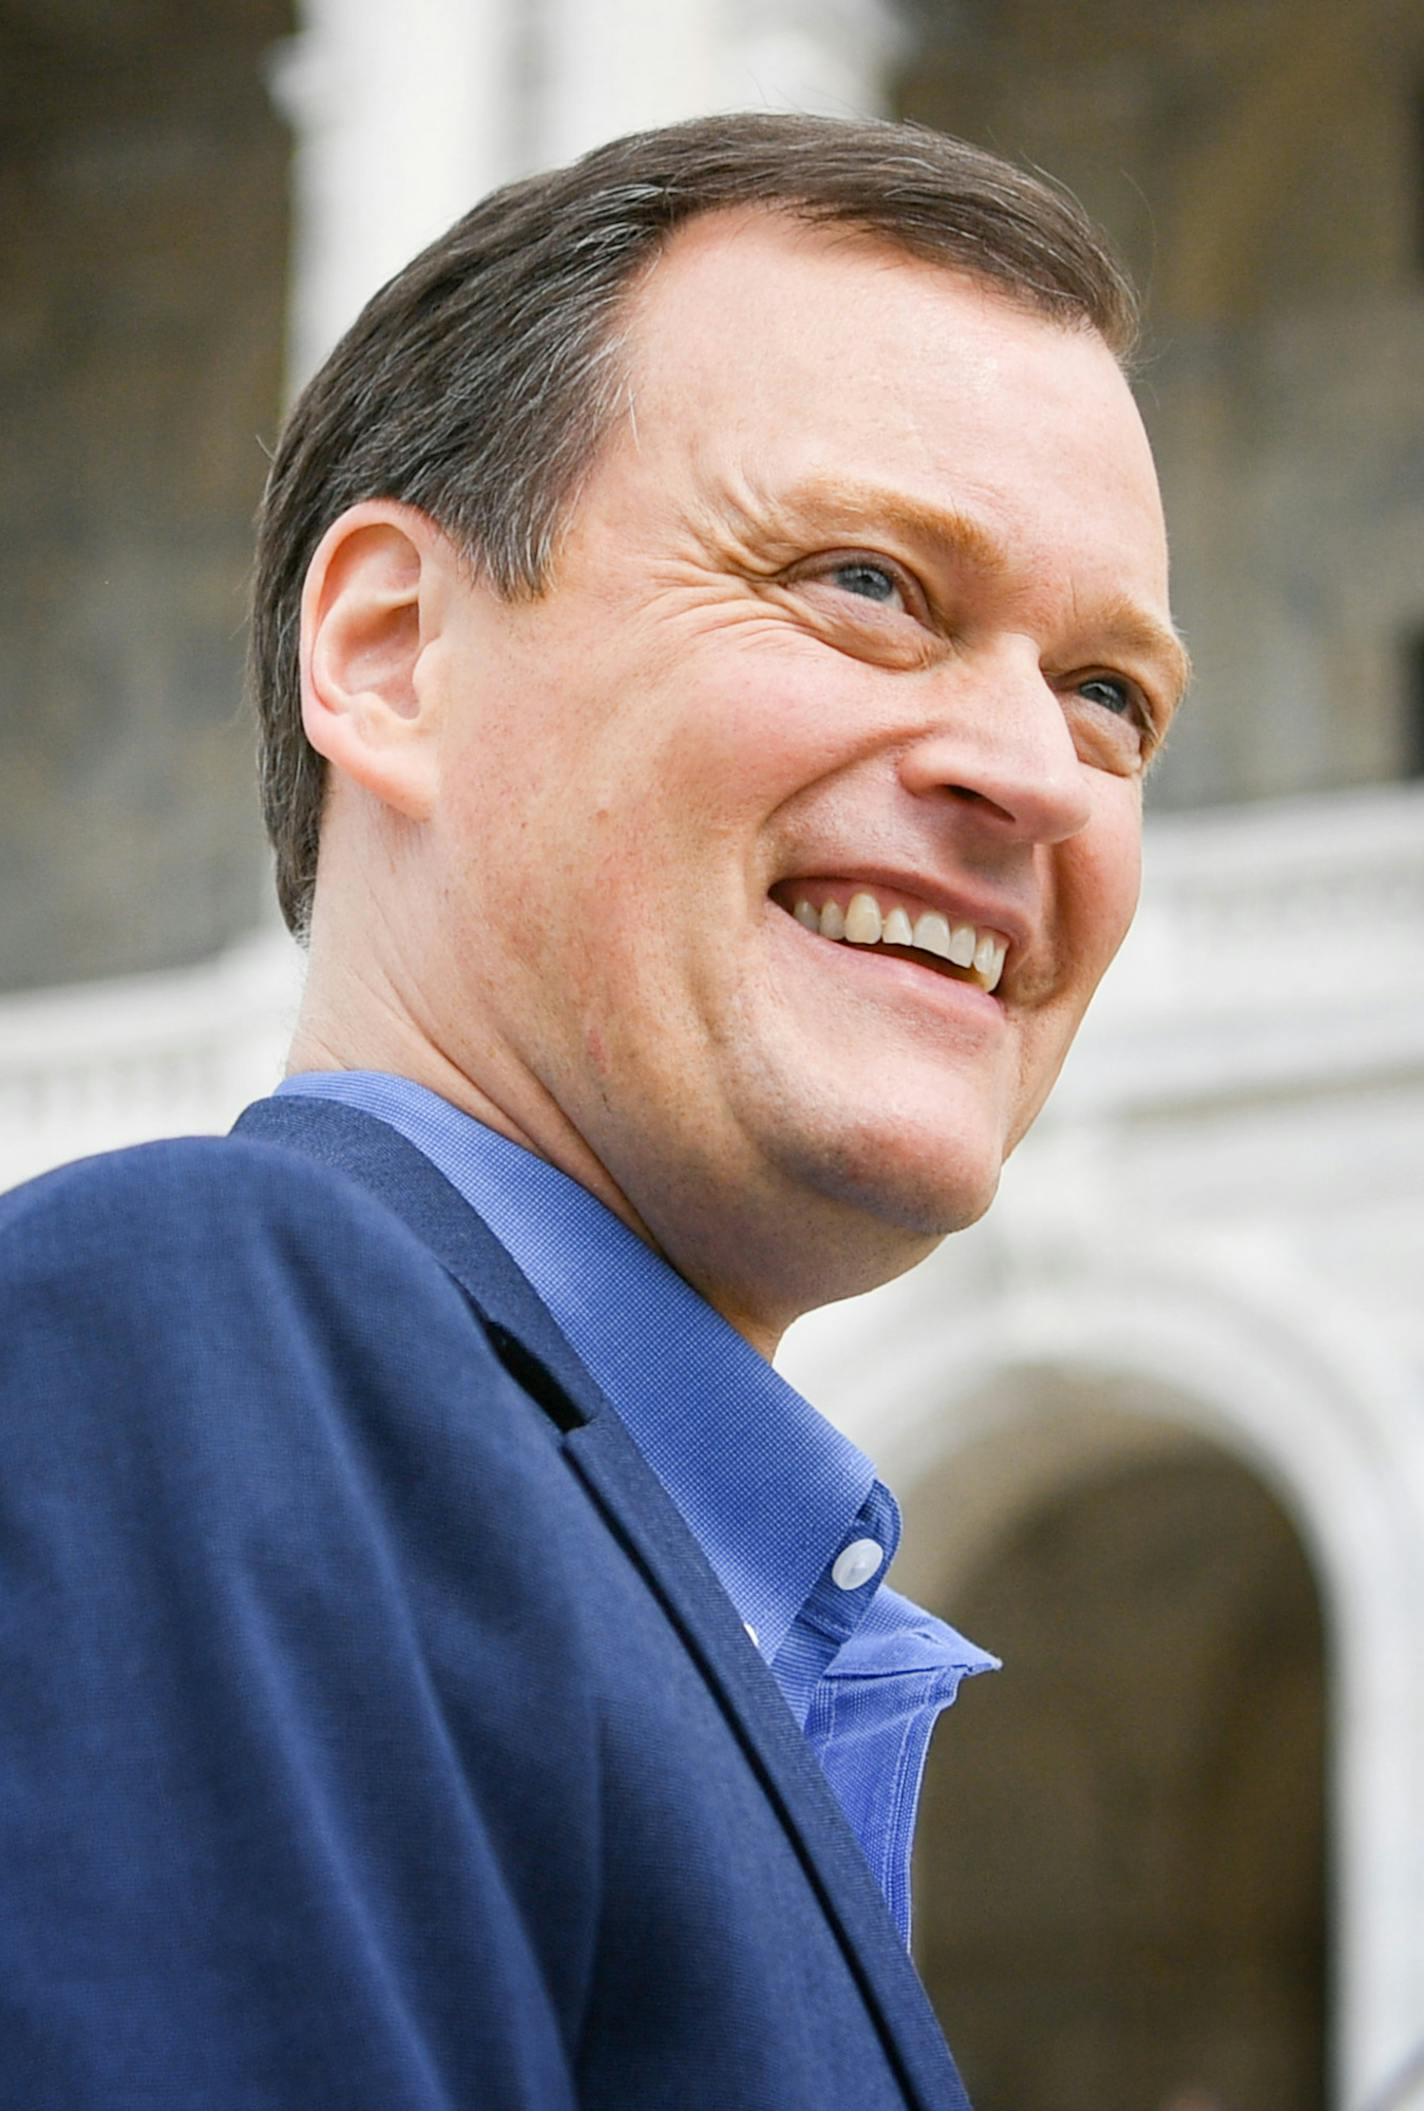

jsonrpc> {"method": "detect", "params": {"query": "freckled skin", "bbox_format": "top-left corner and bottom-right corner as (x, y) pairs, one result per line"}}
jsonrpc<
(302, 209), (1184, 1357)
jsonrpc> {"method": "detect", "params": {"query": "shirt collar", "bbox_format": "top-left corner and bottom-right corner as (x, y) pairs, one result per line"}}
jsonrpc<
(276, 1072), (881, 1662)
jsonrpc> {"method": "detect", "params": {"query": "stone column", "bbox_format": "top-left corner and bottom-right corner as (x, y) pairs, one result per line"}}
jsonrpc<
(532, 0), (905, 168)
(272, 0), (906, 386)
(718, 0), (905, 121)
(270, 0), (522, 394)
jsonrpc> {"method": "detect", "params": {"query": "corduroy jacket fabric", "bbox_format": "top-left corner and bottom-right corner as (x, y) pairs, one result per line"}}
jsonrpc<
(0, 1093), (973, 2110)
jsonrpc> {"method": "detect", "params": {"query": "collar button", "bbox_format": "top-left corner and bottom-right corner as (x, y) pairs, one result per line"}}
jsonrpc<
(831, 1538), (884, 1592)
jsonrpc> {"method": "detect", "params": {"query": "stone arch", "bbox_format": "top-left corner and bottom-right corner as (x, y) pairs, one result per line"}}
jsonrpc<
(908, 1409), (1328, 2109)
(784, 1245), (1424, 2108)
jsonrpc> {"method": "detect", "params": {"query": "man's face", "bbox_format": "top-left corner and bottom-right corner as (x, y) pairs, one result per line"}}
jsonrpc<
(424, 211), (1184, 1331)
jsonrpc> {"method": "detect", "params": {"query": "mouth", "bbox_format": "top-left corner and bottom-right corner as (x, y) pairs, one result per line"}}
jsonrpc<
(769, 881), (1010, 995)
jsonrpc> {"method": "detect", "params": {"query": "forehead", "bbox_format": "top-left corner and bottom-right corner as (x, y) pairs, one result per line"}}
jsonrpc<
(613, 207), (1170, 606)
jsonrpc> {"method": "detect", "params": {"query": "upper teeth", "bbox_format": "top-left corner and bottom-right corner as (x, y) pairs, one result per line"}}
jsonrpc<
(791, 889), (1008, 994)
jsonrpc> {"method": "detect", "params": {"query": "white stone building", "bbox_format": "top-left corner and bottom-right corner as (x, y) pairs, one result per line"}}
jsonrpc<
(3, 4), (1420, 2106)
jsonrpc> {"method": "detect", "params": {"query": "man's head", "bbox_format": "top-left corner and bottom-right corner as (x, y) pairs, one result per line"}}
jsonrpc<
(252, 113), (1187, 1349)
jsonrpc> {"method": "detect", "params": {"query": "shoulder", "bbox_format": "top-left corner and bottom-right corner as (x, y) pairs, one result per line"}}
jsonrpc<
(1, 1128), (443, 1279)
(0, 1130), (595, 1709)
(0, 1144), (608, 2081)
(0, 1129), (474, 1347)
(0, 1131), (548, 1516)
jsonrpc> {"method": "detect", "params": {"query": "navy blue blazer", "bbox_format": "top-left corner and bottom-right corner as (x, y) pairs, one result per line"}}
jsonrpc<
(0, 1093), (972, 2109)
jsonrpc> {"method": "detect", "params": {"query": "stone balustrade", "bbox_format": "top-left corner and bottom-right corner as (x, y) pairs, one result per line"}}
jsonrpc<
(1056, 781), (1424, 1114)
(1, 783), (1421, 1193)
(1113, 781), (1424, 1009)
(0, 928), (302, 1195)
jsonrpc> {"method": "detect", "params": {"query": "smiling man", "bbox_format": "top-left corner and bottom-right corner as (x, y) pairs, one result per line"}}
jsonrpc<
(0, 115), (1186, 2109)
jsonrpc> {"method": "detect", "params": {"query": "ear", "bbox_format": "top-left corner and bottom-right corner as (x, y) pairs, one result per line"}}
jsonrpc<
(299, 500), (452, 822)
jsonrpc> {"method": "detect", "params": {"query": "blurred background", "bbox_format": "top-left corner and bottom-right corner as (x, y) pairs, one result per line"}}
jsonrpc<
(2, 2), (1422, 2106)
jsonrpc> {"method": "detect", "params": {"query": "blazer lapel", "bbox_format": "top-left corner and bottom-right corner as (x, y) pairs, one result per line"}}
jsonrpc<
(561, 1410), (969, 2111)
(233, 1094), (605, 1419)
(232, 1095), (968, 2111)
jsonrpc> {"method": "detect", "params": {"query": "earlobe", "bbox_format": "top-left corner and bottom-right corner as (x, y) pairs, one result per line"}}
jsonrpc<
(300, 501), (447, 822)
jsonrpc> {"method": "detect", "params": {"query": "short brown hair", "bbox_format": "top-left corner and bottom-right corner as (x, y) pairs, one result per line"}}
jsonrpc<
(250, 110), (1139, 939)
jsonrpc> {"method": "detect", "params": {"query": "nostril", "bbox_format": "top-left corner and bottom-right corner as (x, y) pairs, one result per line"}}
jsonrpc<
(944, 782), (1015, 819)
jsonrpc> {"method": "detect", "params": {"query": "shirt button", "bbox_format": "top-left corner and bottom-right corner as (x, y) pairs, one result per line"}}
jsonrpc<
(743, 1621), (760, 1648)
(831, 1538), (885, 1591)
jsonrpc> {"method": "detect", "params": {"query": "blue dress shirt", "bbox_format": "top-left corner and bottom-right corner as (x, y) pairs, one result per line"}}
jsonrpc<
(276, 1071), (996, 1940)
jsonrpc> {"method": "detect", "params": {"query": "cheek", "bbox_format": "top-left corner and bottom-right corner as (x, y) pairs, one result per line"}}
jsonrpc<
(1067, 807), (1143, 986)
(558, 827), (702, 1043)
(662, 624), (890, 804)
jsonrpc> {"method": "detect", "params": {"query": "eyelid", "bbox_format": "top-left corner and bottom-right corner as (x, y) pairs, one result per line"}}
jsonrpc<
(792, 547), (931, 621)
(1122, 676), (1168, 748)
(1071, 668), (1162, 745)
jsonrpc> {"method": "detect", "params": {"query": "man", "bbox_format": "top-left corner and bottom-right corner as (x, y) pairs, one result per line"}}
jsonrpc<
(0, 113), (1188, 2108)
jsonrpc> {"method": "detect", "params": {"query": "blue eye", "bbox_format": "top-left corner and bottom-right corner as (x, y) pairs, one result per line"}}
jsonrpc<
(831, 561), (899, 604)
(1078, 675), (1136, 719)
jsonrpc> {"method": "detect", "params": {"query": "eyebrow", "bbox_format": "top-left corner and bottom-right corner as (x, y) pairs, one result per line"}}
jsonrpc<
(1090, 593), (1194, 714)
(760, 472), (1194, 714)
(766, 475), (1010, 578)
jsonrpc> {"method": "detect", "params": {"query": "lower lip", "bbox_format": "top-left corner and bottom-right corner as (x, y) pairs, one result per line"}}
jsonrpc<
(771, 907), (1006, 1026)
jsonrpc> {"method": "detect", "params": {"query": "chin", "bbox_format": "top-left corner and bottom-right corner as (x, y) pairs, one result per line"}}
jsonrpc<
(776, 1104), (1007, 1244)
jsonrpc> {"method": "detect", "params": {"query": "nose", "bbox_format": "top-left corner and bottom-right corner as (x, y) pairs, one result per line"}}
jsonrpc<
(897, 640), (1094, 845)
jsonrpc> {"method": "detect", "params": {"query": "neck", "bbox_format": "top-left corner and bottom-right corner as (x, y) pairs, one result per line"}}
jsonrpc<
(288, 947), (673, 1292)
(288, 928), (896, 1367)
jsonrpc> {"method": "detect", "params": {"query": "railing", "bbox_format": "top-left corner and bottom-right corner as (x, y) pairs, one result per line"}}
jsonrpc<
(1, 783), (1421, 1191)
(1110, 782), (1424, 1011)
(1056, 781), (1424, 1112)
(0, 928), (302, 1194)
